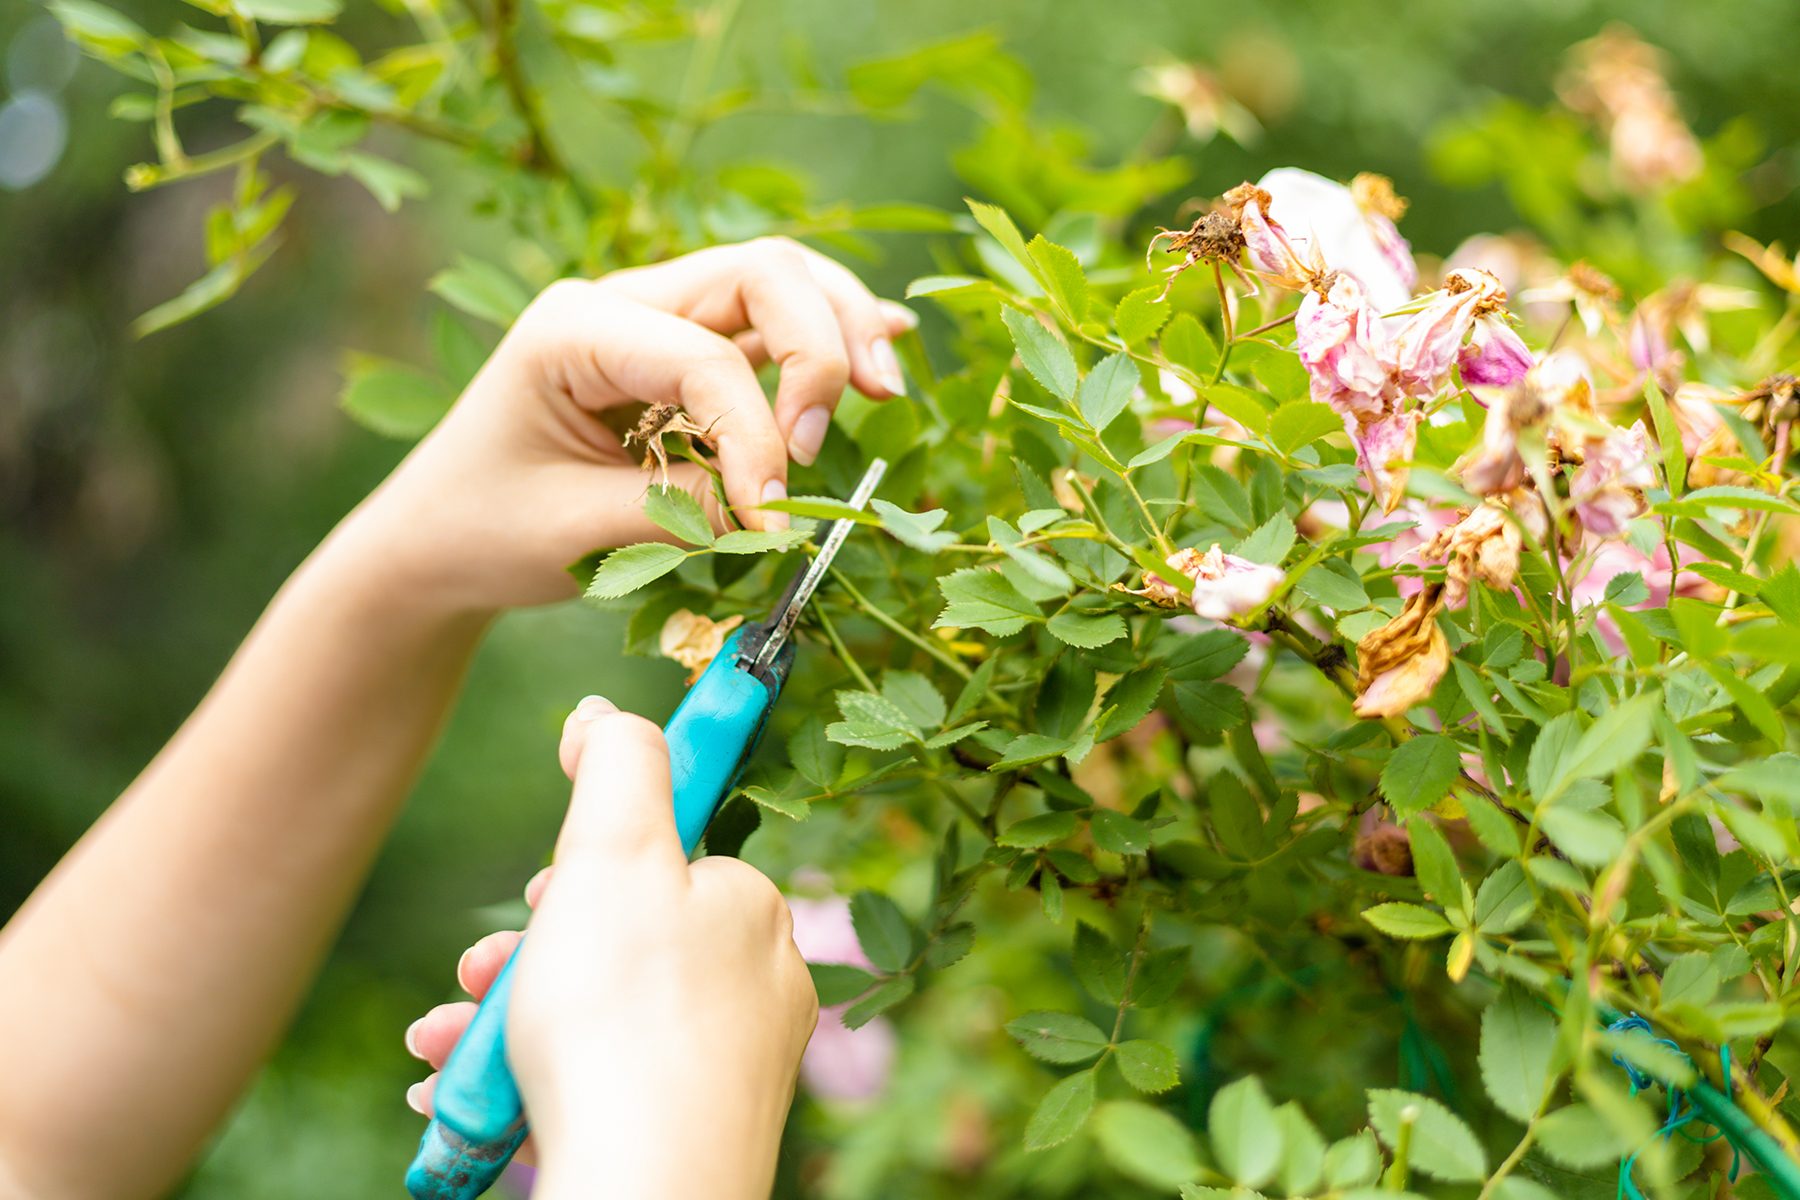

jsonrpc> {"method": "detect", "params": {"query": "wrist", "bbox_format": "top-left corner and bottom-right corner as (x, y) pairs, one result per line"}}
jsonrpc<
(296, 506), (498, 644)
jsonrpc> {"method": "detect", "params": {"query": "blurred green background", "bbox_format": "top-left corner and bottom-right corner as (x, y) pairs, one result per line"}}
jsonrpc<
(3, 0), (1798, 1195)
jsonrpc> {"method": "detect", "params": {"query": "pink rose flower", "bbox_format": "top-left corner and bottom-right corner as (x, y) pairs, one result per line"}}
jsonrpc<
(1296, 273), (1394, 419)
(787, 895), (896, 1103)
(1458, 317), (1534, 388)
(1571, 420), (1654, 538)
(1258, 167), (1416, 310)
(1388, 268), (1509, 397)
(1354, 409), (1422, 515)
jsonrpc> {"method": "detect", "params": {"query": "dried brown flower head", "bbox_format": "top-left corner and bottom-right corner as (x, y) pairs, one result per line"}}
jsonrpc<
(1418, 500), (1524, 608)
(1353, 817), (1414, 877)
(624, 403), (722, 484)
(1146, 208), (1246, 300)
(1353, 584), (1450, 719)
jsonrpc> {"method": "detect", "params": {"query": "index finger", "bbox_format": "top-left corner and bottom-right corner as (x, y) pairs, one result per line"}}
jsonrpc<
(552, 706), (688, 878)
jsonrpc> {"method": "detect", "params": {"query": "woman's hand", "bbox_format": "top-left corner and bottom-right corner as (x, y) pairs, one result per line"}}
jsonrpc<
(344, 238), (914, 614)
(402, 697), (818, 1200)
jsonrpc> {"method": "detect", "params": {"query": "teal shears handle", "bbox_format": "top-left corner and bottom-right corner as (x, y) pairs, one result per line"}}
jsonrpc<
(404, 626), (790, 1200)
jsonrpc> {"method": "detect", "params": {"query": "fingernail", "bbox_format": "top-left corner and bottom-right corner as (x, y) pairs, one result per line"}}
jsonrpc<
(789, 406), (831, 467)
(870, 338), (907, 396)
(574, 695), (615, 722)
(761, 478), (790, 531)
(883, 302), (920, 331)
(406, 1082), (428, 1115)
(404, 1018), (424, 1058)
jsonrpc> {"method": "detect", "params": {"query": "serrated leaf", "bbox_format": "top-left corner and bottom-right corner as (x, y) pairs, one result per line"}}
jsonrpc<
(1028, 234), (1090, 321)
(1006, 1011), (1110, 1064)
(1002, 306), (1078, 401)
(585, 543), (690, 599)
(1274, 1102), (1327, 1196)
(1406, 818), (1461, 908)
(1658, 951), (1719, 1009)
(992, 734), (1074, 772)
(338, 353), (452, 439)
(998, 809), (1079, 847)
(428, 256), (530, 327)
(842, 973), (915, 1029)
(711, 527), (812, 554)
(934, 568), (1043, 635)
(1116, 286), (1172, 345)
(1296, 559), (1370, 610)
(1097, 668), (1166, 741)
(1173, 680), (1248, 733)
(1023, 1068), (1097, 1150)
(1324, 1130), (1383, 1188)
(1535, 1102), (1626, 1169)
(1269, 400), (1345, 456)
(643, 484), (715, 545)
(1366, 1088), (1487, 1182)
(1474, 861), (1534, 934)
(1380, 735), (1462, 819)
(808, 962), (876, 1005)
(1048, 610), (1127, 648)
(1164, 628), (1251, 680)
(1077, 352), (1139, 431)
(871, 498), (955, 552)
(881, 670), (947, 729)
(1094, 1101), (1202, 1189)
(926, 922), (975, 969)
(1232, 513), (1295, 566)
(1115, 1040), (1180, 1093)
(1208, 1075), (1281, 1189)
(788, 715), (843, 790)
(741, 784), (808, 820)
(1092, 808), (1151, 855)
(966, 198), (1038, 281)
(1363, 902), (1452, 940)
(1480, 985), (1556, 1122)
(849, 891), (918, 972)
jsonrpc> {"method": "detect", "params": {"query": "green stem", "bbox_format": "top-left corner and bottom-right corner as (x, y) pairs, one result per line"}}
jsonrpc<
(827, 565), (975, 683)
(811, 601), (876, 692)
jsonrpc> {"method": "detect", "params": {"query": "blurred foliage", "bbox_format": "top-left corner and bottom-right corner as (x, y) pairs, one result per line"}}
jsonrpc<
(7, 0), (1800, 1196)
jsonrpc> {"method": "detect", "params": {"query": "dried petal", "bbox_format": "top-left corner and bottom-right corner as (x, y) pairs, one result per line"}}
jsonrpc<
(659, 609), (746, 683)
(1418, 499), (1523, 608)
(1295, 273), (1394, 419)
(1354, 584), (1450, 718)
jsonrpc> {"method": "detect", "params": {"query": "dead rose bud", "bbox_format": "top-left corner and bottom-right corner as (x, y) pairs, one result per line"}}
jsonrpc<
(1418, 497), (1529, 608)
(625, 403), (722, 485)
(1128, 544), (1284, 620)
(1146, 208), (1247, 300)
(1353, 583), (1450, 719)
(658, 609), (745, 683)
(1353, 811), (1414, 876)
(1739, 373), (1800, 439)
(1388, 268), (1516, 396)
(1226, 181), (1330, 294)
(1259, 168), (1416, 308)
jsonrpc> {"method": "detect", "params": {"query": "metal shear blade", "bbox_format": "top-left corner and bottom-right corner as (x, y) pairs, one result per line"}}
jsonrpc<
(743, 457), (887, 676)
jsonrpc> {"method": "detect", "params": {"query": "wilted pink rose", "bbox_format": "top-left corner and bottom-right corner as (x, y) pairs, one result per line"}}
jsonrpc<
(1571, 420), (1654, 537)
(1161, 544), (1284, 621)
(1354, 410), (1421, 515)
(1296, 273), (1395, 419)
(1459, 317), (1534, 388)
(1225, 182), (1323, 293)
(1258, 167), (1416, 310)
(787, 895), (896, 1103)
(1389, 268), (1509, 398)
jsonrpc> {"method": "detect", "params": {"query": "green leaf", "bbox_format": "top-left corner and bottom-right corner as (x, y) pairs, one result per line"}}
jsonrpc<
(1093, 1100), (1203, 1189)
(49, 0), (146, 55)
(1296, 559), (1370, 610)
(808, 962), (876, 1006)
(1115, 1040), (1180, 1093)
(1232, 513), (1295, 566)
(1539, 807), (1625, 867)
(1092, 808), (1151, 856)
(1324, 1130), (1383, 1188)
(1002, 306), (1078, 401)
(1161, 312), (1219, 380)
(428, 256), (530, 327)
(1535, 1103), (1627, 1169)
(1474, 861), (1534, 934)
(788, 715), (843, 791)
(1006, 1011), (1110, 1064)
(1073, 923), (1127, 1004)
(997, 809), (1079, 847)
(849, 891), (918, 972)
(871, 498), (956, 552)
(643, 485), (715, 546)
(1269, 401), (1345, 456)
(585, 543), (690, 599)
(1658, 951), (1720, 1010)
(344, 152), (426, 212)
(934, 568), (1043, 635)
(881, 670), (947, 729)
(337, 353), (452, 439)
(1076, 352), (1140, 431)
(236, 0), (342, 23)
(1380, 735), (1463, 819)
(965, 198), (1039, 284)
(761, 495), (878, 524)
(842, 973), (915, 1029)
(1048, 610), (1127, 649)
(1405, 818), (1462, 908)
(1275, 1103), (1328, 1196)
(1173, 681), (1248, 733)
(1028, 234), (1090, 321)
(1190, 465), (1254, 531)
(1097, 668), (1166, 741)
(1363, 902), (1452, 940)
(1023, 1068), (1097, 1150)
(741, 784), (808, 821)
(1164, 629), (1251, 680)
(1208, 1075), (1281, 1189)
(925, 922), (976, 969)
(1116, 286), (1172, 345)
(1656, 485), (1799, 518)
(1555, 693), (1659, 794)
(1479, 985), (1556, 1122)
(828, 691), (917, 750)
(1366, 1089), (1487, 1182)
(711, 528), (811, 554)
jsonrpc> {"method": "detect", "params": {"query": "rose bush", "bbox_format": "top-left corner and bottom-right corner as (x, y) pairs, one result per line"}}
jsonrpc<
(58, 3), (1800, 1197)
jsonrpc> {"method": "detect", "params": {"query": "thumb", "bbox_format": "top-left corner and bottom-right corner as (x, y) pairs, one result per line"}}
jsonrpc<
(551, 699), (687, 878)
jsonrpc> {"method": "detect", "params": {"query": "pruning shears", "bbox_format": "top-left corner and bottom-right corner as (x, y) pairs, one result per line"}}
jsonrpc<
(404, 458), (889, 1200)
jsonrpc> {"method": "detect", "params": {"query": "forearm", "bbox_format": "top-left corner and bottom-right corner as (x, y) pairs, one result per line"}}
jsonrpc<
(0, 515), (489, 1199)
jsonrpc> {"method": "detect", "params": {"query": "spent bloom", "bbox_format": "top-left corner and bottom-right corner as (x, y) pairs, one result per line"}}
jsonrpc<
(1460, 351), (1592, 496)
(1136, 544), (1284, 621)
(1354, 584), (1450, 719)
(659, 609), (745, 683)
(1559, 25), (1702, 193)
(1570, 419), (1654, 537)
(1257, 167), (1417, 308)
(1417, 496), (1540, 609)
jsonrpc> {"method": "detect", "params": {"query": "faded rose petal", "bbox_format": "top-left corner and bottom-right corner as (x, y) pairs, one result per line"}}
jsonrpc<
(1389, 268), (1507, 397)
(1354, 584), (1450, 718)
(1352, 409), (1420, 514)
(1296, 273), (1393, 419)
(1226, 182), (1322, 292)
(1669, 381), (1728, 455)
(1418, 500), (1523, 608)
(1570, 533), (1715, 653)
(1163, 544), (1285, 621)
(1258, 167), (1414, 310)
(1458, 317), (1534, 388)
(659, 610), (746, 683)
(1571, 420), (1654, 537)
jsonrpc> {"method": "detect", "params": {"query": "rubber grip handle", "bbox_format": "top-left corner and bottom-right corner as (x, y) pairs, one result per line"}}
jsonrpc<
(404, 629), (782, 1199)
